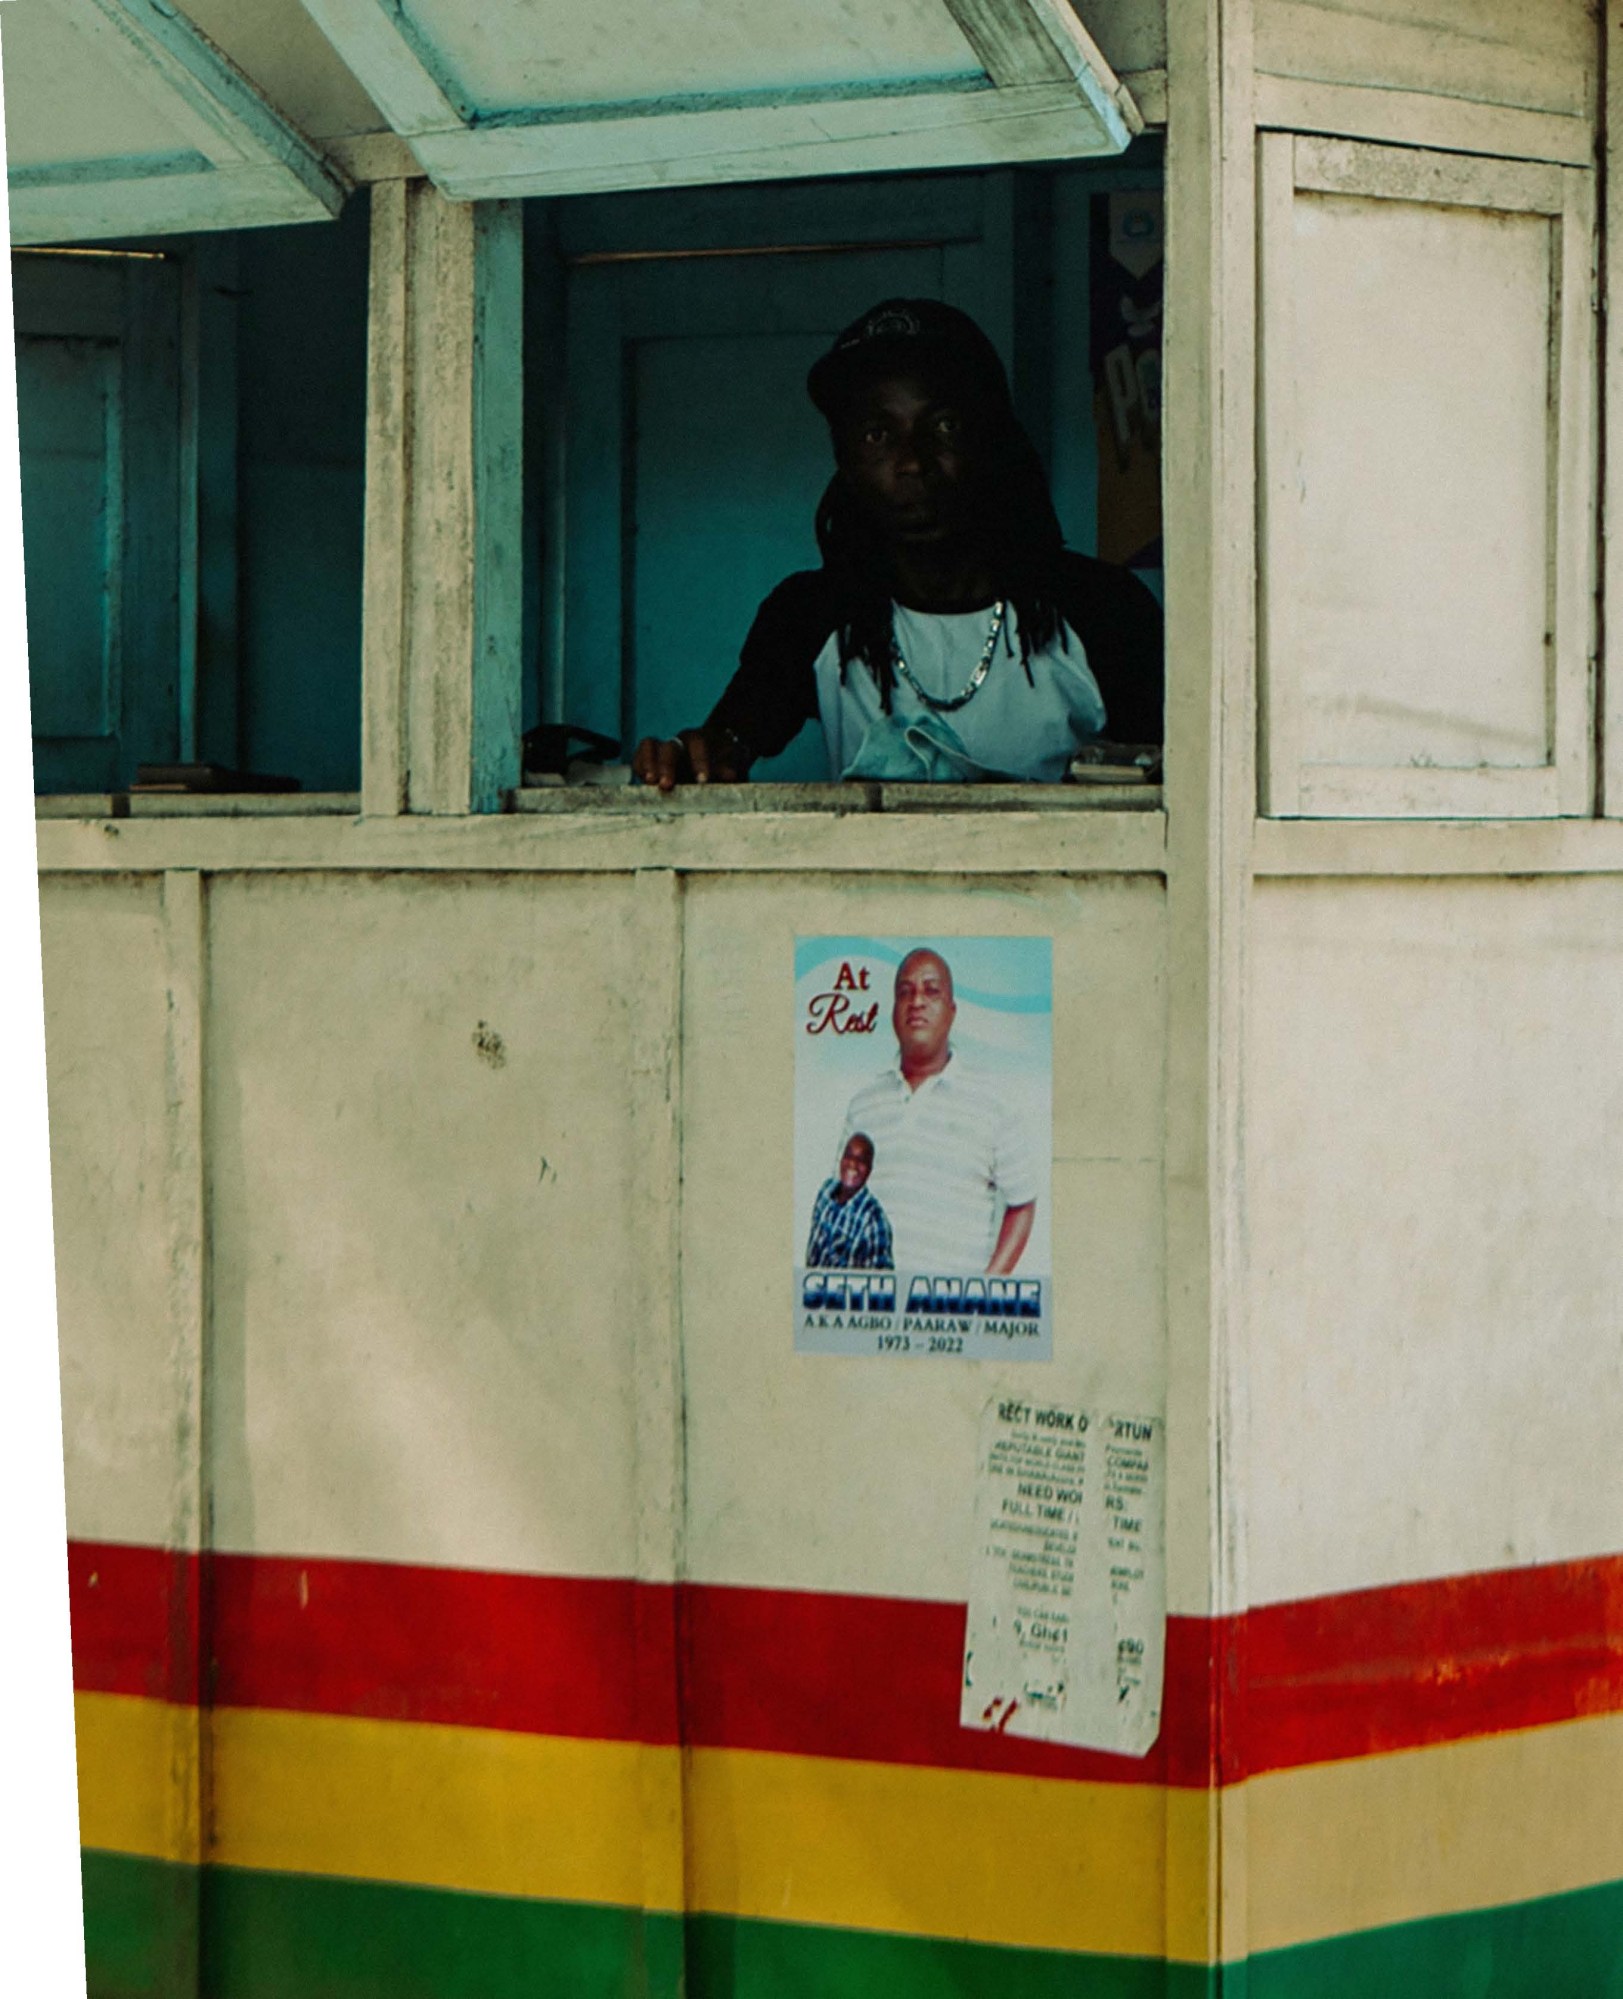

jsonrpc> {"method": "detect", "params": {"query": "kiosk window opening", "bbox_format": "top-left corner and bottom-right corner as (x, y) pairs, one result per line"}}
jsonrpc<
(523, 152), (1165, 801)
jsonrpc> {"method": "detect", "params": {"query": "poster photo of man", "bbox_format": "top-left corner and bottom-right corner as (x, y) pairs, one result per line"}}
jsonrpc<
(804, 1133), (894, 1272)
(795, 935), (1053, 1360)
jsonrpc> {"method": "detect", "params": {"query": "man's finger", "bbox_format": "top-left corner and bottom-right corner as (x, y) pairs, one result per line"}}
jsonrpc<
(638, 738), (675, 792)
(688, 731), (712, 784)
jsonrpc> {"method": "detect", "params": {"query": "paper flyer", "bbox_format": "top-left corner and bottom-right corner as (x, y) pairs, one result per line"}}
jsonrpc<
(961, 1395), (1165, 1754)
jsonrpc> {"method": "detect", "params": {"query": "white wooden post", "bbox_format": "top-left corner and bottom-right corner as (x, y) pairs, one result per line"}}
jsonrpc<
(158, 866), (209, 1974)
(1604, 0), (1623, 817)
(1162, 0), (1258, 1970)
(362, 181), (523, 816)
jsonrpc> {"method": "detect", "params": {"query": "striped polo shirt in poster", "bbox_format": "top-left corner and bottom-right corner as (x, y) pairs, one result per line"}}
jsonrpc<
(840, 1056), (1038, 1274)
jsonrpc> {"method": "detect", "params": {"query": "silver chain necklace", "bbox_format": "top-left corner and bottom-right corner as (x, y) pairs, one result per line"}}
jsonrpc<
(890, 600), (1007, 713)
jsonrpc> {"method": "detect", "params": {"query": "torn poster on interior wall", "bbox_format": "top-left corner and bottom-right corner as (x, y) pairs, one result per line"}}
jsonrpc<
(1092, 187), (1164, 574)
(962, 1395), (1165, 1754)
(794, 935), (1052, 1360)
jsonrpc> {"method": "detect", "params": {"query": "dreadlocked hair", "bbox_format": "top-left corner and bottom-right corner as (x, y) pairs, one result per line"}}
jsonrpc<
(813, 411), (1069, 714)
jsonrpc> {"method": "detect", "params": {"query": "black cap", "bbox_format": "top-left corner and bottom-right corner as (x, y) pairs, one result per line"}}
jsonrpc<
(807, 298), (1014, 419)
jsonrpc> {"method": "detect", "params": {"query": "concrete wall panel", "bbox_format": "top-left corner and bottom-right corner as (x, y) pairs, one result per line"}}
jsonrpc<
(1246, 877), (1623, 1604)
(42, 873), (178, 1547)
(205, 871), (643, 1576)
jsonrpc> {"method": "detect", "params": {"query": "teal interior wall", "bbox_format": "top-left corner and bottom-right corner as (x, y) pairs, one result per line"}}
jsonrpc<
(235, 193), (369, 791)
(16, 196), (369, 793)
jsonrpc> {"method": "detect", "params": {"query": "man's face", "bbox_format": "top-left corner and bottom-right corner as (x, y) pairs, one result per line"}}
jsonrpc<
(828, 370), (985, 546)
(893, 951), (955, 1066)
(839, 1137), (874, 1193)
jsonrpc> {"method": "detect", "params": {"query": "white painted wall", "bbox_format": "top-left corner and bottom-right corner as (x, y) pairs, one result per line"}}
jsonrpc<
(1245, 877), (1623, 1605)
(43, 860), (1169, 1608)
(203, 871), (645, 1576)
(42, 877), (179, 1549)
(1254, 0), (1597, 121)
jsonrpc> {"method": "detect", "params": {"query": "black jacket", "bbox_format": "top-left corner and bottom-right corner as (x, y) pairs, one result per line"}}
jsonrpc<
(707, 553), (1164, 762)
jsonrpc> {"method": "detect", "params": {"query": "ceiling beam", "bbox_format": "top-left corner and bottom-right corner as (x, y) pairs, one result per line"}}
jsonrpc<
(296, 0), (469, 137)
(941, 0), (1141, 134)
(415, 78), (1137, 203)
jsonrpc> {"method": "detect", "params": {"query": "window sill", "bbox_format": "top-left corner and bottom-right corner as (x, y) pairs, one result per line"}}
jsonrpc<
(510, 780), (1162, 815)
(35, 792), (1167, 877)
(36, 792), (362, 819)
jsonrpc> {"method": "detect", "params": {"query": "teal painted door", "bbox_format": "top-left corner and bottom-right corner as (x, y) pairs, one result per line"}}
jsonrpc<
(547, 173), (1045, 780)
(16, 254), (181, 793)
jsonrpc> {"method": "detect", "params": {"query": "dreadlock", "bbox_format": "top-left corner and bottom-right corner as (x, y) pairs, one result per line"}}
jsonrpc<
(813, 410), (1070, 714)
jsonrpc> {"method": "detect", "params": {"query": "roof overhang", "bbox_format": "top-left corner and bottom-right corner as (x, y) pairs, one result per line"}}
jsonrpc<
(4, 0), (1142, 242)
(301, 0), (1142, 200)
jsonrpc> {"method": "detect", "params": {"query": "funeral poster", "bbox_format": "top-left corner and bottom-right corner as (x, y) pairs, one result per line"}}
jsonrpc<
(794, 935), (1053, 1360)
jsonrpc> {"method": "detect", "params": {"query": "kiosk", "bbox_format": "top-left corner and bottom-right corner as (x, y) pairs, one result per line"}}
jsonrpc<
(13, 2), (1623, 1993)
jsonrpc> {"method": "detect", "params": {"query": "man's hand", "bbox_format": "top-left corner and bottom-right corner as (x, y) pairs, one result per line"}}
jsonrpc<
(631, 725), (750, 794)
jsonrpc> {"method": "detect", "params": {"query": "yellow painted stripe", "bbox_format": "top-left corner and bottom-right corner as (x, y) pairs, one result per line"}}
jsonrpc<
(210, 1706), (686, 1913)
(688, 1744), (1204, 1962)
(76, 1694), (1623, 1964)
(1247, 1711), (1623, 1954)
(76, 1692), (202, 1866)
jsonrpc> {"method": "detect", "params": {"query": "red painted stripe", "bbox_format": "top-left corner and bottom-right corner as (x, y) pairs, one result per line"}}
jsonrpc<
(69, 1541), (200, 1707)
(211, 1550), (665, 1744)
(66, 1540), (1623, 1784)
(1243, 1553), (1623, 1777)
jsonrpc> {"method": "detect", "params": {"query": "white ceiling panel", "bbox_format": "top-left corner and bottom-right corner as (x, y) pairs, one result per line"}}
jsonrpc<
(181, 0), (385, 141)
(410, 0), (980, 114)
(4, 4), (186, 168)
(4, 0), (347, 244)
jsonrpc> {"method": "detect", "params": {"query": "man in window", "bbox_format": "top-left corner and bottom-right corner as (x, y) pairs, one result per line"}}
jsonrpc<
(804, 1132), (894, 1272)
(633, 297), (1162, 788)
(842, 947), (1036, 1277)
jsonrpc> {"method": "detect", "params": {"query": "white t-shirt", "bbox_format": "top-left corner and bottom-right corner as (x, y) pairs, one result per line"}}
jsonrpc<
(840, 1055), (1038, 1274)
(813, 601), (1107, 783)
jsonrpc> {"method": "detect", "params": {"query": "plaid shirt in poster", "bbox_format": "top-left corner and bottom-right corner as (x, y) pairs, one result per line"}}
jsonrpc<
(804, 1179), (895, 1271)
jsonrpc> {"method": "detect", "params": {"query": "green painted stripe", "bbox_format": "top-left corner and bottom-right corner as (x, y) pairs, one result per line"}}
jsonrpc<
(685, 1914), (1201, 1997)
(81, 1853), (1195, 1999)
(81, 1852), (672, 1999)
(203, 1866), (674, 1999)
(81, 1852), (1623, 1999)
(1248, 1879), (1623, 1999)
(81, 1851), (199, 1999)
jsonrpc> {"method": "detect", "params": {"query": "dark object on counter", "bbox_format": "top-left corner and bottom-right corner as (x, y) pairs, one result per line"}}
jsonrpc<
(522, 723), (621, 779)
(132, 763), (301, 793)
